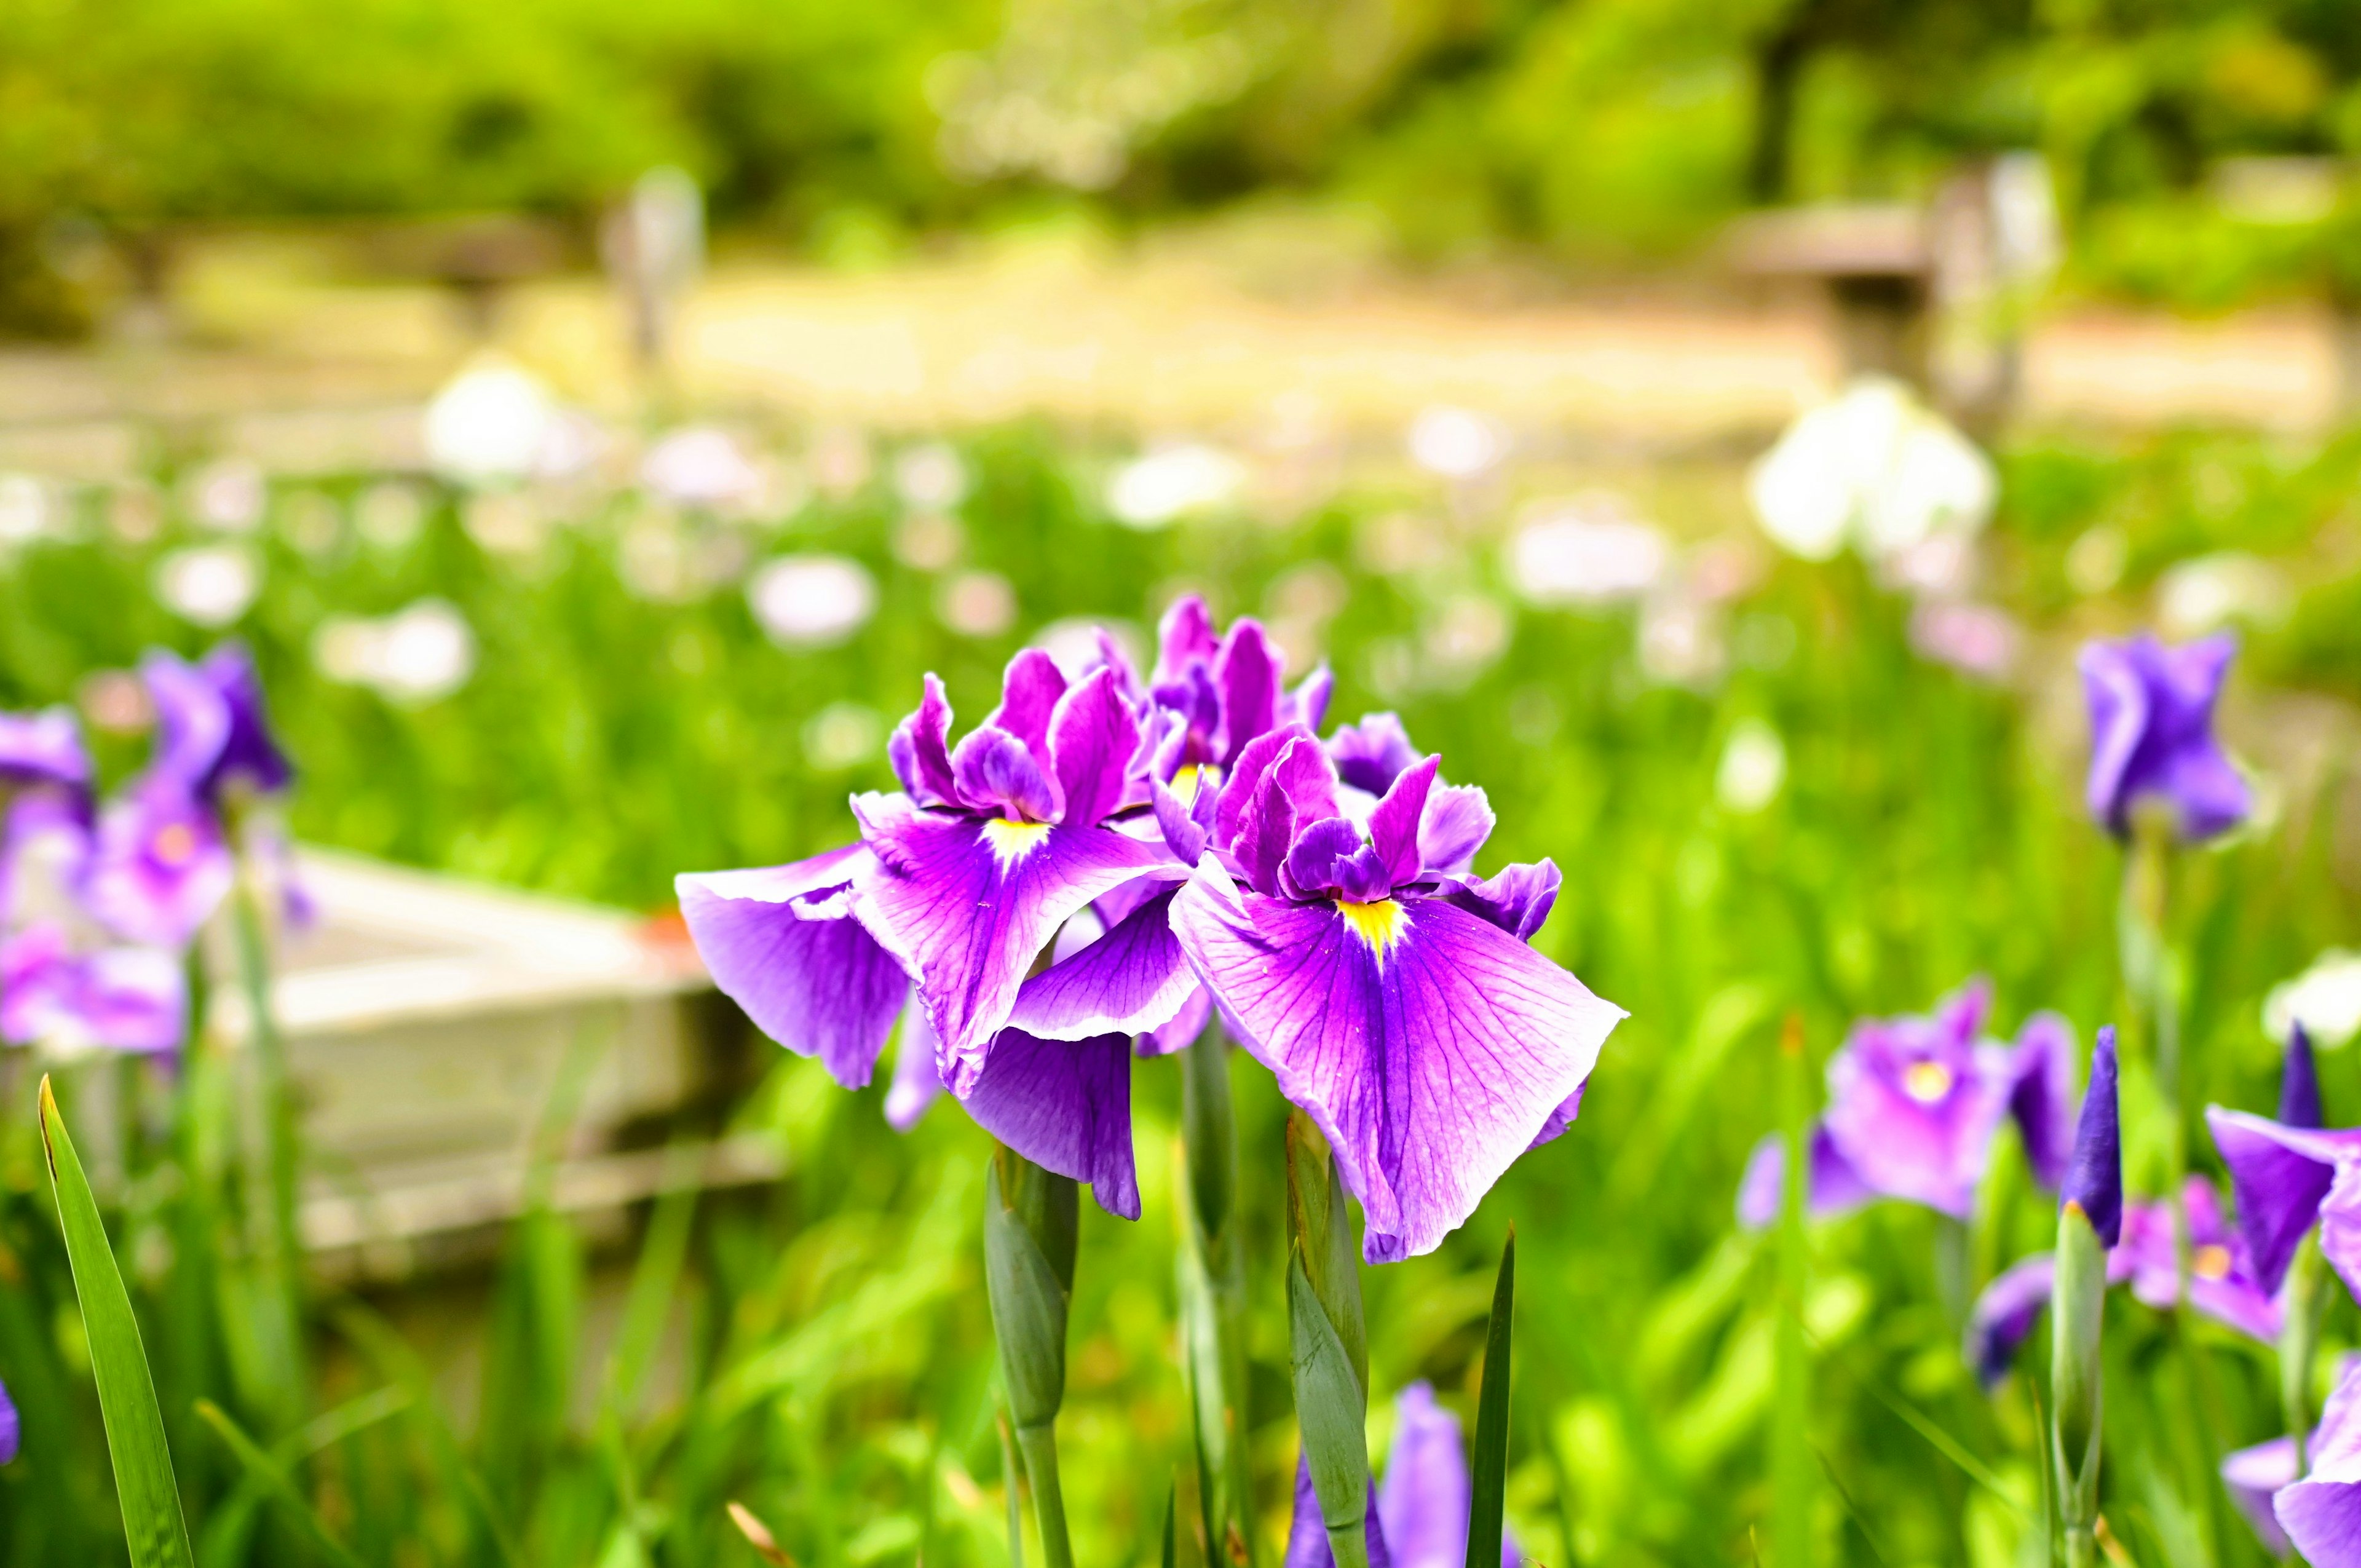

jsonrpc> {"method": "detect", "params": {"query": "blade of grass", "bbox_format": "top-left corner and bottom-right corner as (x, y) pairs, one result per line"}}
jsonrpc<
(193, 1400), (368, 1568)
(39, 1075), (199, 1568)
(1163, 1479), (1177, 1568)
(1466, 1226), (1514, 1568)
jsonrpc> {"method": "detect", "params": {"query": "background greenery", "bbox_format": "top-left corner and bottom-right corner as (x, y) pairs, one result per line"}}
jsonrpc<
(0, 422), (2355, 1563)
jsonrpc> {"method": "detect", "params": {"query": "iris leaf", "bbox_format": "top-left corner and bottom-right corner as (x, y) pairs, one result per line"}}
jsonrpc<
(193, 1399), (367, 1568)
(38, 1076), (198, 1568)
(1465, 1227), (1514, 1568)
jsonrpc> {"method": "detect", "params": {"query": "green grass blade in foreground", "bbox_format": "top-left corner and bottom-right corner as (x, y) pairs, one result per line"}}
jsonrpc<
(1466, 1228), (1513, 1568)
(38, 1075), (199, 1568)
(1163, 1479), (1178, 1568)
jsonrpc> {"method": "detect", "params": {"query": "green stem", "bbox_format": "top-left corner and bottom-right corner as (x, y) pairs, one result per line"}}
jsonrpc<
(1180, 1027), (1255, 1568)
(2284, 1233), (2323, 1472)
(231, 876), (309, 1427)
(1322, 1522), (1372, 1568)
(2064, 1525), (2097, 1568)
(1013, 1422), (1074, 1568)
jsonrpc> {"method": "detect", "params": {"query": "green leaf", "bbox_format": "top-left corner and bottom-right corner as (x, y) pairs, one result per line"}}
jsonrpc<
(1161, 1479), (1177, 1568)
(1466, 1227), (1514, 1568)
(39, 1075), (198, 1568)
(193, 1400), (368, 1568)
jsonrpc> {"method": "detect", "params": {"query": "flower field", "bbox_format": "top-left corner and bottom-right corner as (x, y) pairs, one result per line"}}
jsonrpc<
(1, 400), (2360, 1568)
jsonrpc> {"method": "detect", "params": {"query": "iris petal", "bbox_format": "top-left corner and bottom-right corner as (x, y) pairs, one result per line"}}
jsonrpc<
(962, 1027), (1140, 1219)
(1008, 887), (1195, 1040)
(1174, 868), (1623, 1262)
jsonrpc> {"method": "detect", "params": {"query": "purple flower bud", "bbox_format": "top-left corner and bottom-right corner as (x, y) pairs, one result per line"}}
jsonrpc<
(2061, 1026), (2121, 1246)
(2282, 1022), (2324, 1132)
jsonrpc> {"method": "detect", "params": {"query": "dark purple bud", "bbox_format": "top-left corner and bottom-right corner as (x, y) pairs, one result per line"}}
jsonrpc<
(2280, 1023), (2323, 1132)
(2061, 1026), (2121, 1246)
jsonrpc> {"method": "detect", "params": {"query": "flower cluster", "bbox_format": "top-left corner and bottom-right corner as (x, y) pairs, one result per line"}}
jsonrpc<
(678, 596), (1625, 1261)
(1736, 980), (2076, 1227)
(1, 644), (293, 1057)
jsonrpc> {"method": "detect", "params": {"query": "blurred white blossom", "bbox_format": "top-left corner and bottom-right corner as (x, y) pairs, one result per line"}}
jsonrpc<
(893, 512), (966, 571)
(2266, 951), (2361, 1051)
(1639, 589), (1725, 687)
(0, 473), (55, 545)
(807, 426), (872, 498)
(938, 570), (1018, 637)
(1749, 378), (1994, 562)
(2158, 552), (2290, 637)
(279, 490), (343, 558)
(2065, 526), (2128, 596)
(641, 427), (763, 510)
(894, 443), (971, 512)
(1407, 405), (1508, 481)
(1717, 719), (1787, 814)
(314, 599), (476, 704)
(1108, 443), (1243, 528)
(463, 492), (547, 557)
(356, 482), (427, 550)
(152, 545), (260, 627)
(1508, 499), (1671, 606)
(187, 457), (266, 532)
(802, 702), (885, 770)
(747, 555), (876, 647)
(424, 357), (559, 486)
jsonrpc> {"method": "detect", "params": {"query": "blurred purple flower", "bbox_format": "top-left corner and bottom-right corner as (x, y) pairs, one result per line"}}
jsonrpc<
(82, 777), (235, 948)
(1, 922), (184, 1055)
(2276, 1355), (2361, 1565)
(1284, 1382), (1526, 1568)
(2079, 633), (2248, 841)
(143, 643), (294, 805)
(1741, 984), (2079, 1227)
(2224, 1431), (2302, 1556)
(1284, 1459), (1391, 1568)
(0, 1376), (15, 1465)
(0, 706), (92, 806)
(2206, 1106), (2361, 1300)
(1172, 729), (1623, 1262)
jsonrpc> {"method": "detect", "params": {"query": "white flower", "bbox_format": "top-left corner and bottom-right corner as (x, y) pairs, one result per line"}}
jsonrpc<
(802, 702), (884, 771)
(2157, 552), (2290, 638)
(1407, 405), (1508, 480)
(424, 357), (557, 486)
(1508, 502), (1670, 606)
(1748, 378), (1994, 562)
(641, 427), (762, 510)
(0, 473), (53, 545)
(315, 599), (476, 704)
(152, 545), (260, 627)
(746, 555), (876, 647)
(936, 570), (1017, 637)
(2265, 951), (2361, 1051)
(1717, 719), (1787, 814)
(1107, 443), (1243, 528)
(187, 457), (266, 532)
(894, 443), (971, 511)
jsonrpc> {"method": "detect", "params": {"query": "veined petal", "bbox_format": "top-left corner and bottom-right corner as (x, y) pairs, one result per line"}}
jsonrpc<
(1151, 774), (1211, 864)
(1327, 713), (1420, 795)
(1216, 724), (1329, 850)
(2079, 639), (2150, 833)
(2007, 1012), (2078, 1187)
(1049, 664), (1144, 828)
(1156, 594), (1219, 683)
(1418, 783), (1493, 875)
(1141, 984), (1211, 1056)
(888, 674), (959, 807)
(1286, 665), (1334, 736)
(1173, 873), (1624, 1262)
(1008, 887), (1195, 1040)
(854, 794), (1169, 1090)
(1367, 755), (1438, 888)
(1431, 861), (1560, 943)
(1214, 617), (1281, 763)
(951, 725), (1063, 823)
(676, 845), (910, 1088)
(960, 1028), (1139, 1220)
(1527, 1083), (1585, 1150)
(987, 648), (1068, 767)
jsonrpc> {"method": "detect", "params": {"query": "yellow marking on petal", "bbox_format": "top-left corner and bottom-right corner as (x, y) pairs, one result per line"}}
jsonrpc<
(1902, 1060), (1955, 1104)
(1337, 897), (1406, 962)
(152, 822), (197, 867)
(981, 817), (1052, 867)
(2193, 1244), (2232, 1281)
(1171, 764), (1203, 806)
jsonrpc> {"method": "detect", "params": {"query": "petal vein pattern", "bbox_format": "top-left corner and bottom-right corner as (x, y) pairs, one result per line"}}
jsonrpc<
(1174, 870), (1623, 1261)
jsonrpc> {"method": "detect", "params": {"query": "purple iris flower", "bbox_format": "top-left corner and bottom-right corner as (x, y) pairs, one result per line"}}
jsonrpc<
(2207, 1105), (2361, 1302)
(1285, 1382), (1521, 1568)
(1, 922), (184, 1055)
(1170, 725), (1624, 1262)
(2274, 1355), (2361, 1566)
(143, 644), (295, 805)
(2079, 633), (2248, 842)
(0, 1377), (15, 1465)
(1149, 596), (1331, 783)
(1736, 987), (2078, 1227)
(0, 706), (93, 806)
(82, 776), (237, 949)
